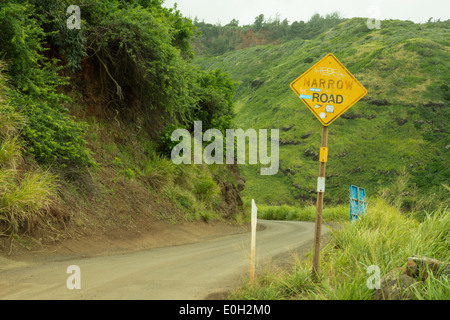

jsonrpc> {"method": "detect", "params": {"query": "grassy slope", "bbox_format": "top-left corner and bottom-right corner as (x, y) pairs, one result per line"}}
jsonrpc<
(195, 18), (450, 206)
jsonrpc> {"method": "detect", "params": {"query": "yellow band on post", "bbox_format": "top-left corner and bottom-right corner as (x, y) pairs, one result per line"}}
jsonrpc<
(320, 147), (328, 163)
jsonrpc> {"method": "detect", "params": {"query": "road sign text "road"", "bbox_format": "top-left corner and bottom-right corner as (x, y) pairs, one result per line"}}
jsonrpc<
(312, 93), (344, 105)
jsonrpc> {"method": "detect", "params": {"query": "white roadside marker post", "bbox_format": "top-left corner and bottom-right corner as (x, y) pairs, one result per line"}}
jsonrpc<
(250, 199), (257, 284)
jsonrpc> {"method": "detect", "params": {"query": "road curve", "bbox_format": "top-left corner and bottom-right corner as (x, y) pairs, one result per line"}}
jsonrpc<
(0, 220), (328, 300)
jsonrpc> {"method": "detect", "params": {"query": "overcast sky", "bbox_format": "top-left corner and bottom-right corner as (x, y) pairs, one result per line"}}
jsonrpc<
(163, 0), (450, 25)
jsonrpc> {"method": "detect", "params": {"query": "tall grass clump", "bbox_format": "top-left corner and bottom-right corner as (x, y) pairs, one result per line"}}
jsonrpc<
(232, 198), (449, 300)
(379, 169), (449, 220)
(0, 169), (57, 234)
(139, 155), (178, 189)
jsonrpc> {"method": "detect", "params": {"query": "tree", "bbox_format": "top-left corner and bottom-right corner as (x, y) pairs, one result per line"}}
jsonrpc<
(226, 19), (239, 27)
(290, 20), (306, 38)
(254, 14), (265, 31)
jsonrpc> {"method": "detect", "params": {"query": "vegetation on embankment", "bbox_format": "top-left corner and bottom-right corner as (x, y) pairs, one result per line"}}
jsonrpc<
(0, 0), (245, 248)
(231, 198), (449, 300)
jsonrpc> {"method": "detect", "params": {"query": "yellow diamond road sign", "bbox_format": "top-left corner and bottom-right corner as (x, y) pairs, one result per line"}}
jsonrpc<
(290, 53), (367, 126)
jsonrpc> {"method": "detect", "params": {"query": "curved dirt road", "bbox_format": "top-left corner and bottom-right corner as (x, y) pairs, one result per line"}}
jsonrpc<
(0, 220), (328, 300)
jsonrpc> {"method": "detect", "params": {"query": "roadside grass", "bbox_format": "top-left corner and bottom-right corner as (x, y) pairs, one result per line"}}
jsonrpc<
(256, 203), (348, 223)
(411, 273), (450, 300)
(231, 198), (449, 300)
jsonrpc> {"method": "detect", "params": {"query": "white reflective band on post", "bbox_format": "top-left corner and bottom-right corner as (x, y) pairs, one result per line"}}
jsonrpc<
(317, 177), (325, 193)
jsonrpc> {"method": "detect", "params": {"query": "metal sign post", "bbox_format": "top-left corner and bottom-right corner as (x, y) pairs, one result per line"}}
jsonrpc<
(290, 53), (367, 279)
(312, 125), (328, 279)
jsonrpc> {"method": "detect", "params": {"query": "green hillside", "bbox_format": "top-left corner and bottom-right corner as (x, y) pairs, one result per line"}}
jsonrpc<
(195, 18), (450, 209)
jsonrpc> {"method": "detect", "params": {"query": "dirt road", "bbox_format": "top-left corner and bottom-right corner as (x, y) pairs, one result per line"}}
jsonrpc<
(0, 220), (329, 300)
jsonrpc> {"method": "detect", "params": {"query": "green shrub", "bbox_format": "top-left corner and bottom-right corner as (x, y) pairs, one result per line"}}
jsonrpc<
(86, 3), (198, 121)
(34, 0), (87, 71)
(157, 124), (186, 158)
(0, 2), (50, 94)
(13, 93), (94, 167)
(109, 157), (140, 183)
(193, 69), (236, 132)
(0, 3), (94, 167)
